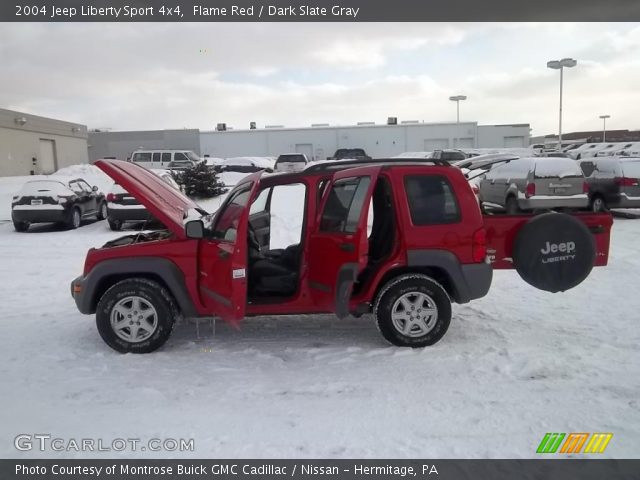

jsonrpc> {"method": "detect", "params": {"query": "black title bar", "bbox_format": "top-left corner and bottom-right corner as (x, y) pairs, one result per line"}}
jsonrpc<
(3, 0), (640, 22)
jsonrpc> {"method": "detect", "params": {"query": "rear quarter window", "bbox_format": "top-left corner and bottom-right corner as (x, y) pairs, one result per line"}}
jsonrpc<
(404, 175), (460, 225)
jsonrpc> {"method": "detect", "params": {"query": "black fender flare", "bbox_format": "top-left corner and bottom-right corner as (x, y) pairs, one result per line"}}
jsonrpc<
(76, 257), (197, 317)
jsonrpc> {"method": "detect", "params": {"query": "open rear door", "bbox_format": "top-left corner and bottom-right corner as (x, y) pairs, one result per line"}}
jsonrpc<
(197, 173), (263, 323)
(307, 165), (382, 318)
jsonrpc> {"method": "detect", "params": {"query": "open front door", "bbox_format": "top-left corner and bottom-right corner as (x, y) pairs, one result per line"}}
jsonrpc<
(307, 166), (382, 318)
(198, 174), (262, 323)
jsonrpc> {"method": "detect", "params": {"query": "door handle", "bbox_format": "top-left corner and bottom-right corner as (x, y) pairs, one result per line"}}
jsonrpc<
(218, 249), (230, 259)
(340, 243), (355, 252)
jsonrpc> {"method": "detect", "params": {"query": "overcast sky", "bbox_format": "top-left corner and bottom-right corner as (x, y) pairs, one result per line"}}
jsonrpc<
(1, 22), (639, 136)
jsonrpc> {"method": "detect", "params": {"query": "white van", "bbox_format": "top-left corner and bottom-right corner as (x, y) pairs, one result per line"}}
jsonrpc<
(128, 150), (201, 169)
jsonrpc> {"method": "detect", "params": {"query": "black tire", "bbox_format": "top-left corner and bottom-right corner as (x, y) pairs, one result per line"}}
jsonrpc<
(97, 201), (108, 220)
(13, 221), (29, 232)
(108, 218), (123, 231)
(374, 274), (451, 348)
(96, 278), (178, 354)
(505, 196), (521, 215)
(66, 207), (81, 229)
(590, 195), (607, 212)
(512, 212), (596, 293)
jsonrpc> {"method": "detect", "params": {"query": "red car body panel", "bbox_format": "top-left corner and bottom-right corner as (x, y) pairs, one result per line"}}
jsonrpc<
(78, 160), (614, 325)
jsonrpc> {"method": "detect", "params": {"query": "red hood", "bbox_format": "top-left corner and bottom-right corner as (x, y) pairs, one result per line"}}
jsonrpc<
(95, 159), (199, 238)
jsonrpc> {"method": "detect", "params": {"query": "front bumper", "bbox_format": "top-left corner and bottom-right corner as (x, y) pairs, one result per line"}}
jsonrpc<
(70, 275), (92, 314)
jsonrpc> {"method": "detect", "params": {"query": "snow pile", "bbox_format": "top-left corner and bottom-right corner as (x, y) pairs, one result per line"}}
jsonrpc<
(0, 170), (638, 459)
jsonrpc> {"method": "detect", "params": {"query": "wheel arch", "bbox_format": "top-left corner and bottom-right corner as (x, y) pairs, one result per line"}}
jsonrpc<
(80, 257), (197, 317)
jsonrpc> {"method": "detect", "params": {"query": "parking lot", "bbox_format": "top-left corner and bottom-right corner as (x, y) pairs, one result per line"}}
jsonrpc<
(1, 165), (639, 458)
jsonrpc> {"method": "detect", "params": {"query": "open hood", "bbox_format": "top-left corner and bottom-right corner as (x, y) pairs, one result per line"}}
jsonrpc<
(95, 159), (199, 238)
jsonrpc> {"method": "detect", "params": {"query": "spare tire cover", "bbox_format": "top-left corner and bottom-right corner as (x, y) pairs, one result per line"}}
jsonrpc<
(512, 212), (595, 293)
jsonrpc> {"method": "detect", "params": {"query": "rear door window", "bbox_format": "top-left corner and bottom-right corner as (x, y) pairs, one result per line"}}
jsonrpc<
(152, 152), (161, 163)
(132, 152), (151, 163)
(404, 175), (460, 225)
(161, 153), (171, 163)
(320, 177), (371, 233)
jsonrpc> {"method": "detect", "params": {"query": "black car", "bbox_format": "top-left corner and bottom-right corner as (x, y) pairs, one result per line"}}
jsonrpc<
(579, 156), (640, 211)
(328, 148), (371, 161)
(11, 178), (107, 232)
(106, 171), (180, 230)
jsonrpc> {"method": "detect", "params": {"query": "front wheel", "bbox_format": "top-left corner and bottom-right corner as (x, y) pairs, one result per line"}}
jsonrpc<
(374, 274), (451, 348)
(96, 278), (178, 353)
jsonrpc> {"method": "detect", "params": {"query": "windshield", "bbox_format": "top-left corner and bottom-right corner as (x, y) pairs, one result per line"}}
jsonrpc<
(186, 151), (201, 162)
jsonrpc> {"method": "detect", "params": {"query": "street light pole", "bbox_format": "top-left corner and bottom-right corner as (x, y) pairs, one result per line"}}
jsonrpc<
(449, 95), (467, 123)
(599, 115), (611, 142)
(547, 58), (577, 150)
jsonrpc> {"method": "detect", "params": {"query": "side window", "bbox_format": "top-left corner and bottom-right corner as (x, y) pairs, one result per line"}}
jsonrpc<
(404, 175), (460, 225)
(249, 187), (270, 215)
(212, 186), (252, 242)
(269, 183), (306, 249)
(68, 181), (84, 194)
(132, 153), (151, 163)
(78, 180), (93, 192)
(320, 176), (371, 233)
(175, 152), (188, 161)
(152, 152), (161, 163)
(580, 162), (596, 177)
(161, 152), (171, 163)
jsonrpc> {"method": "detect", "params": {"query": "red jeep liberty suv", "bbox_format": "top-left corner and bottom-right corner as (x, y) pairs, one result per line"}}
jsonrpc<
(71, 159), (612, 353)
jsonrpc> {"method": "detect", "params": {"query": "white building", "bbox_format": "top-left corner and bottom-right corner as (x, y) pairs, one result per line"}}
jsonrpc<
(0, 108), (88, 176)
(200, 122), (530, 160)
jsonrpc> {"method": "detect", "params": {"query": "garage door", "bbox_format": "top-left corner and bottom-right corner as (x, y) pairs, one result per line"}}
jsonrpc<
(504, 136), (525, 148)
(454, 137), (474, 148)
(424, 139), (449, 150)
(39, 139), (57, 174)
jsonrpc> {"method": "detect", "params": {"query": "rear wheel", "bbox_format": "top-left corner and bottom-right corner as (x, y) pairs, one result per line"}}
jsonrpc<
(374, 274), (451, 348)
(97, 201), (108, 220)
(108, 218), (123, 231)
(506, 196), (521, 215)
(66, 207), (81, 229)
(96, 278), (177, 353)
(591, 195), (607, 212)
(13, 221), (29, 232)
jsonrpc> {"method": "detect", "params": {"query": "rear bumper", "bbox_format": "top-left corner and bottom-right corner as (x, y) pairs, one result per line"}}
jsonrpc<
(107, 205), (152, 222)
(12, 206), (67, 223)
(520, 194), (588, 210)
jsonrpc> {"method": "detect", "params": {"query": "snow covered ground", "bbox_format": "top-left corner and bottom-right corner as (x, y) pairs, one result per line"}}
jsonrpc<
(0, 167), (639, 459)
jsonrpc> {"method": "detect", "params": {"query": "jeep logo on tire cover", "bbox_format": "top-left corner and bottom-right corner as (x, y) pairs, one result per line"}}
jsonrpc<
(540, 241), (576, 264)
(512, 213), (596, 293)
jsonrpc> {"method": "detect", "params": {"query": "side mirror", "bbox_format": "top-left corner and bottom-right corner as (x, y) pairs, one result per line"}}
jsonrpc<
(185, 220), (205, 239)
(92, 185), (98, 192)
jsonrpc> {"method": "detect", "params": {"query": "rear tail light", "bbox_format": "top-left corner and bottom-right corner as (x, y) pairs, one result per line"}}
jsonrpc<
(106, 193), (116, 202)
(525, 182), (536, 198)
(472, 228), (487, 263)
(57, 195), (71, 204)
(615, 177), (637, 187)
(583, 181), (589, 194)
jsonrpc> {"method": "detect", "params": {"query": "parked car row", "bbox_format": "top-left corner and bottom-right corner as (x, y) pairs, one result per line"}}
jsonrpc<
(456, 154), (640, 213)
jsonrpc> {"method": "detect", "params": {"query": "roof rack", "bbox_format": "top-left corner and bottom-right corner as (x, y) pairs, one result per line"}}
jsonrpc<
(305, 157), (451, 173)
